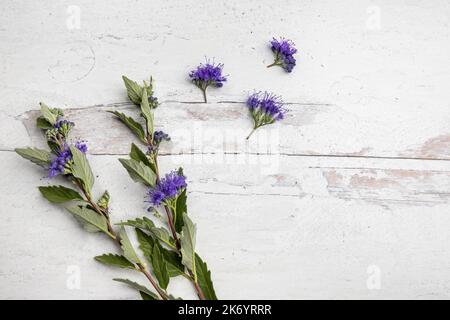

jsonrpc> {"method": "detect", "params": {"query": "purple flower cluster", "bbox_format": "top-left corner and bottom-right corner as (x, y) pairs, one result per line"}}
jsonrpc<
(54, 119), (74, 130)
(189, 60), (227, 102)
(269, 38), (297, 72)
(246, 92), (287, 139)
(48, 141), (88, 178)
(148, 170), (187, 207)
(148, 130), (170, 153)
(247, 91), (287, 121)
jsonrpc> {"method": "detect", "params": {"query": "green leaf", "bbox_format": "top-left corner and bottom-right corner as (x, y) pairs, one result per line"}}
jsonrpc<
(94, 254), (136, 269)
(38, 185), (83, 203)
(136, 229), (184, 278)
(140, 291), (158, 300)
(121, 218), (175, 249)
(195, 254), (217, 300)
(149, 226), (176, 249)
(136, 228), (155, 259)
(119, 158), (156, 187)
(15, 147), (51, 168)
(180, 214), (196, 278)
(70, 146), (94, 194)
(97, 190), (110, 209)
(140, 89), (154, 134)
(118, 217), (155, 230)
(161, 248), (184, 278)
(174, 189), (187, 233)
(122, 75), (143, 106)
(40, 102), (58, 125)
(36, 116), (53, 129)
(66, 205), (110, 235)
(108, 111), (147, 144)
(129, 143), (152, 168)
(151, 244), (170, 289)
(113, 278), (159, 300)
(119, 226), (140, 264)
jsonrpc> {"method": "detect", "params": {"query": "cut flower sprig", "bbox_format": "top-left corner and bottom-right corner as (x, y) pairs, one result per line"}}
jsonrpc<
(246, 91), (288, 140)
(189, 59), (227, 103)
(15, 103), (171, 300)
(110, 75), (218, 300)
(267, 37), (297, 73)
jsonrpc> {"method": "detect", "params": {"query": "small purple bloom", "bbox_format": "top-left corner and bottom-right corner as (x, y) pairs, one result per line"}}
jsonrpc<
(268, 38), (297, 73)
(189, 59), (227, 103)
(148, 130), (170, 153)
(245, 91), (288, 140)
(54, 119), (74, 130)
(48, 141), (88, 178)
(148, 170), (187, 207)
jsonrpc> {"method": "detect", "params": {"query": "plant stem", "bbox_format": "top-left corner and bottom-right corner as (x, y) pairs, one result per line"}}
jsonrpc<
(142, 107), (207, 300)
(73, 178), (167, 300)
(246, 128), (256, 140)
(266, 61), (278, 68)
(138, 263), (169, 300)
(201, 88), (207, 103)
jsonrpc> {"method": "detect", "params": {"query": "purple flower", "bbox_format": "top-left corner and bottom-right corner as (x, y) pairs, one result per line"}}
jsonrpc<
(245, 91), (288, 140)
(189, 59), (227, 103)
(54, 119), (74, 130)
(148, 170), (187, 207)
(268, 38), (297, 73)
(48, 141), (88, 178)
(148, 130), (170, 153)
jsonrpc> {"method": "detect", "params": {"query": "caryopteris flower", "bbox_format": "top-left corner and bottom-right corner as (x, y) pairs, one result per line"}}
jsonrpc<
(245, 91), (287, 140)
(267, 37), (297, 73)
(148, 170), (187, 207)
(189, 59), (227, 103)
(48, 141), (88, 178)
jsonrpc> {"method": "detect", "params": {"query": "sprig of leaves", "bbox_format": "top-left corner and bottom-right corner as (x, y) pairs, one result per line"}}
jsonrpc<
(114, 76), (218, 300)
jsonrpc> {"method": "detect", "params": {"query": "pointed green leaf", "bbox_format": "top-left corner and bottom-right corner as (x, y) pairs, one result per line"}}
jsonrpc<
(122, 75), (143, 106)
(136, 228), (155, 259)
(94, 254), (136, 269)
(38, 185), (83, 203)
(121, 218), (175, 250)
(40, 102), (58, 125)
(140, 291), (158, 300)
(149, 226), (176, 249)
(66, 205), (110, 235)
(174, 189), (187, 233)
(140, 89), (154, 133)
(136, 228), (184, 278)
(70, 146), (94, 194)
(151, 245), (170, 289)
(129, 143), (152, 168)
(119, 226), (140, 264)
(180, 214), (196, 277)
(118, 217), (155, 230)
(108, 111), (147, 143)
(195, 254), (217, 300)
(113, 278), (159, 300)
(97, 190), (110, 209)
(36, 116), (53, 129)
(15, 147), (51, 168)
(119, 158), (156, 187)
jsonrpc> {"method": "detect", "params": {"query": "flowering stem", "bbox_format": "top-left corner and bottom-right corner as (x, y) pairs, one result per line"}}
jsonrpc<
(246, 128), (257, 140)
(143, 114), (207, 300)
(266, 61), (279, 68)
(201, 88), (208, 103)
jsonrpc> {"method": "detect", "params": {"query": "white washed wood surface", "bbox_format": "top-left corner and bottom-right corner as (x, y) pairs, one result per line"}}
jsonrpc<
(1, 0), (450, 299)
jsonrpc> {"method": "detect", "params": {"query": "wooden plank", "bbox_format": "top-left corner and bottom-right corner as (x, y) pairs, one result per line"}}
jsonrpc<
(2, 152), (450, 299)
(14, 102), (450, 160)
